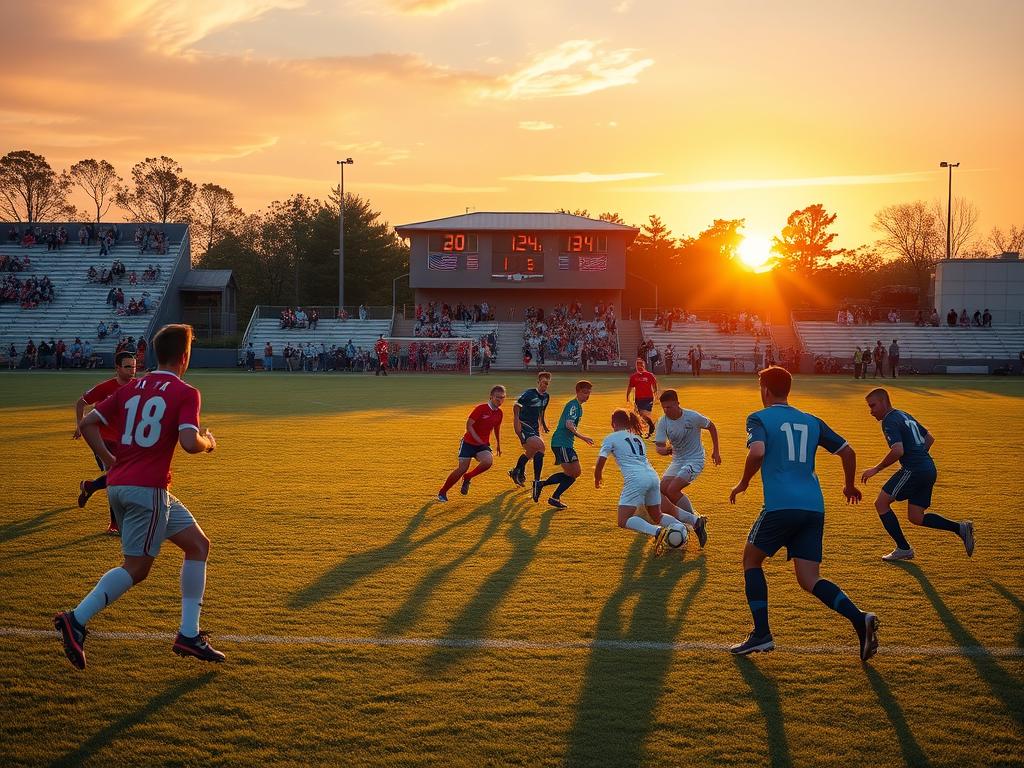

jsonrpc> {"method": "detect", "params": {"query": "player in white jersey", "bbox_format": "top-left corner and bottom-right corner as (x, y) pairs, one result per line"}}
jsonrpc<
(653, 389), (721, 548)
(595, 409), (686, 555)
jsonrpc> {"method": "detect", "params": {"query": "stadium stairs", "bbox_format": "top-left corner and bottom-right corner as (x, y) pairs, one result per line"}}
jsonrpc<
(0, 238), (183, 357)
(641, 320), (763, 372)
(616, 319), (643, 363)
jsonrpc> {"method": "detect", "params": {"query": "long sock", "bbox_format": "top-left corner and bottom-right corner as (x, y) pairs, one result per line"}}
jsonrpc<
(514, 454), (529, 477)
(439, 470), (462, 494)
(670, 503), (699, 526)
(553, 474), (576, 499)
(744, 568), (770, 636)
(532, 452), (544, 482)
(879, 510), (911, 549)
(180, 559), (207, 637)
(73, 567), (134, 625)
(464, 464), (489, 480)
(812, 579), (863, 627)
(922, 512), (960, 534)
(625, 516), (659, 536)
(658, 513), (687, 531)
(91, 474), (107, 490)
(540, 471), (566, 489)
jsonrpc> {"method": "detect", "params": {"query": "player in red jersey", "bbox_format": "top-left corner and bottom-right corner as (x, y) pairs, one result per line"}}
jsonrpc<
(74, 351), (137, 534)
(437, 385), (506, 501)
(626, 358), (659, 420)
(54, 324), (223, 669)
(374, 334), (389, 376)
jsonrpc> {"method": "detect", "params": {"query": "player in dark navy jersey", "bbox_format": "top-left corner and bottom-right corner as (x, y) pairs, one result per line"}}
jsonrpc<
(509, 372), (551, 489)
(729, 366), (878, 660)
(862, 388), (974, 561)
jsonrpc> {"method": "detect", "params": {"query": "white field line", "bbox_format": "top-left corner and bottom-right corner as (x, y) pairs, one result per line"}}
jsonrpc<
(3, 626), (1023, 658)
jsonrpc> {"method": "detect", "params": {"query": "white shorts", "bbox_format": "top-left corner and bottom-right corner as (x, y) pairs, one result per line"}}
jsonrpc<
(108, 486), (196, 557)
(664, 460), (704, 483)
(618, 471), (661, 508)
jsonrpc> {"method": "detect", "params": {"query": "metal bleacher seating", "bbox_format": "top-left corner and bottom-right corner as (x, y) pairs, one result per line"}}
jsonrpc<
(0, 236), (181, 356)
(243, 317), (394, 358)
(641, 320), (766, 362)
(795, 321), (1024, 362)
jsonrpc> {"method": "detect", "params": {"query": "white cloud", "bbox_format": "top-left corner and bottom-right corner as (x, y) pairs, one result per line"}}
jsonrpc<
(482, 40), (653, 100)
(518, 121), (555, 131)
(503, 172), (661, 183)
(613, 0), (634, 13)
(633, 171), (937, 193)
(358, 181), (506, 193)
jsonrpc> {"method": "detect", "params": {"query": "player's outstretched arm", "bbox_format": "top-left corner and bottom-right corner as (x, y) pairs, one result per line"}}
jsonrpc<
(729, 442), (764, 503)
(494, 425), (501, 457)
(861, 443), (902, 483)
(654, 440), (672, 456)
(836, 444), (862, 503)
(705, 421), (722, 465)
(566, 419), (594, 446)
(594, 456), (607, 488)
(73, 396), (87, 439)
(180, 428), (215, 454)
(79, 411), (115, 467)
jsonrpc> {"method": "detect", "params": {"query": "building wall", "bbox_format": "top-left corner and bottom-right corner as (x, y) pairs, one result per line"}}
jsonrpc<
(412, 287), (622, 321)
(934, 257), (1024, 325)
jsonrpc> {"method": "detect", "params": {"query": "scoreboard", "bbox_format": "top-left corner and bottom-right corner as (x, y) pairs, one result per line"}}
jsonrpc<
(425, 230), (610, 281)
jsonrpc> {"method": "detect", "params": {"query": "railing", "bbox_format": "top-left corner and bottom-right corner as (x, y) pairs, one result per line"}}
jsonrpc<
(241, 305), (259, 347)
(256, 305), (394, 321)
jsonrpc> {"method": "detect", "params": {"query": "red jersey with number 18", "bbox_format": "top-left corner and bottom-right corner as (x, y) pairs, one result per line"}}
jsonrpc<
(93, 370), (202, 488)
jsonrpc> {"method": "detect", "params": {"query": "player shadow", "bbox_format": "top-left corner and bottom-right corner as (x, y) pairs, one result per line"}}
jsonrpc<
(863, 665), (932, 767)
(733, 657), (793, 768)
(287, 492), (515, 610)
(5, 531), (107, 559)
(421, 500), (556, 675)
(893, 561), (1023, 729)
(0, 506), (70, 545)
(46, 671), (216, 767)
(989, 581), (1024, 651)
(564, 541), (707, 768)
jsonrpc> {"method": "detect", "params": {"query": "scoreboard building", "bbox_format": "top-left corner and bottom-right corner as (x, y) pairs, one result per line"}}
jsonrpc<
(395, 212), (639, 318)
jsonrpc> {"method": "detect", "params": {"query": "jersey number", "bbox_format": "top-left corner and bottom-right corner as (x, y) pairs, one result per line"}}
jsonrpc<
(904, 419), (924, 445)
(780, 422), (808, 463)
(624, 437), (645, 456)
(121, 395), (167, 448)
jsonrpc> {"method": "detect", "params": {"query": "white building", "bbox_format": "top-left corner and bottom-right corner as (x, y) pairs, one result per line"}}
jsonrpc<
(934, 253), (1024, 326)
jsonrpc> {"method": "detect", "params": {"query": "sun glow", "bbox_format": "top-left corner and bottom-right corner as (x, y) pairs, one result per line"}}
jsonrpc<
(737, 233), (776, 273)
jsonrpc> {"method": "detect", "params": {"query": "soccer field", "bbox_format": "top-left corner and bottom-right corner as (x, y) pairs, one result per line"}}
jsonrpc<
(1, 371), (1022, 767)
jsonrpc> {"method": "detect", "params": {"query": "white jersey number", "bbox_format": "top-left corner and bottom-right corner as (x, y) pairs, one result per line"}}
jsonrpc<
(121, 395), (167, 448)
(780, 422), (809, 463)
(904, 419), (925, 445)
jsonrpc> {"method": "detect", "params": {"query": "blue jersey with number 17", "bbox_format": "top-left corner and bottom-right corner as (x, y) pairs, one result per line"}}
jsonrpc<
(746, 403), (848, 513)
(881, 409), (935, 472)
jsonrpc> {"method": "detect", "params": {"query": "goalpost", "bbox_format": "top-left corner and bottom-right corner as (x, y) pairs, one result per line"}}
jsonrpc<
(383, 337), (479, 374)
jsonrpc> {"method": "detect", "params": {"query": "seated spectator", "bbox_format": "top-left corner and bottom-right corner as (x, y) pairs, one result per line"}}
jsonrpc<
(914, 311), (925, 327)
(947, 308), (958, 327)
(929, 308), (940, 327)
(309, 308), (319, 330)
(87, 266), (98, 282)
(110, 321), (122, 339)
(97, 321), (108, 339)
(983, 308), (992, 327)
(972, 310), (982, 327)
(887, 309), (899, 323)
(959, 308), (969, 327)
(129, 270), (137, 286)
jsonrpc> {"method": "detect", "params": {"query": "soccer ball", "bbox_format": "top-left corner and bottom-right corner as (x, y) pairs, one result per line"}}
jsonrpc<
(666, 528), (687, 548)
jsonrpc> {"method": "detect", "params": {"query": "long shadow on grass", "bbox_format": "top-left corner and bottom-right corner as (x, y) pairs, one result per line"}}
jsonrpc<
(990, 581), (1024, 651)
(287, 492), (514, 609)
(564, 541), (706, 768)
(5, 531), (107, 560)
(47, 672), (216, 767)
(0, 506), (69, 545)
(894, 562), (1023, 729)
(733, 657), (792, 768)
(863, 665), (931, 767)
(422, 500), (554, 674)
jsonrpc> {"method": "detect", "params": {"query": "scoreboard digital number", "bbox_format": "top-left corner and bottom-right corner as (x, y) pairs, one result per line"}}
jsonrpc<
(561, 233), (607, 253)
(492, 231), (544, 279)
(428, 232), (478, 253)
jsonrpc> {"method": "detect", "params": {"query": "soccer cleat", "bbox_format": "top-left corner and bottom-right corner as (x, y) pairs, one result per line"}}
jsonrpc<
(77, 480), (93, 509)
(531, 480), (541, 504)
(652, 526), (671, 556)
(54, 611), (87, 670)
(729, 631), (775, 655)
(881, 547), (914, 562)
(172, 630), (225, 663)
(858, 612), (880, 662)
(437, 491), (448, 502)
(693, 515), (709, 548)
(460, 477), (471, 495)
(508, 469), (524, 488)
(959, 520), (975, 557)
(547, 497), (568, 510)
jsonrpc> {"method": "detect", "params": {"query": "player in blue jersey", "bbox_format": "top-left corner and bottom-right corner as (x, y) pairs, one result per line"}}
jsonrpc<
(534, 380), (595, 508)
(729, 366), (879, 660)
(861, 388), (974, 561)
(509, 371), (551, 489)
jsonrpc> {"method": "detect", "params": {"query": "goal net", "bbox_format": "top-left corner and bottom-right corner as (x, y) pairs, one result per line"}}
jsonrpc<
(382, 337), (482, 374)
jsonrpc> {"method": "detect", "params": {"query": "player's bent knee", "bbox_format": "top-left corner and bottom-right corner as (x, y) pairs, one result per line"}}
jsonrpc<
(907, 508), (925, 525)
(565, 464), (581, 478)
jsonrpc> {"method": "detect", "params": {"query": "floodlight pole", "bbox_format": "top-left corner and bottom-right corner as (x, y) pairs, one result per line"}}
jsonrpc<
(939, 161), (959, 260)
(393, 272), (409, 315)
(337, 158), (354, 311)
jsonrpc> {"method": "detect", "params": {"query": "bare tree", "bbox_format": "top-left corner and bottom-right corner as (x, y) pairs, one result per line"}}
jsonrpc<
(192, 183), (242, 259)
(115, 156), (196, 223)
(0, 150), (74, 222)
(988, 224), (1024, 255)
(872, 201), (942, 304)
(69, 159), (121, 223)
(932, 197), (979, 258)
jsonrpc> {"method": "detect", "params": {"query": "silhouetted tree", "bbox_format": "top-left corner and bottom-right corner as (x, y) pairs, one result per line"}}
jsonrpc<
(192, 183), (242, 260)
(772, 203), (843, 274)
(116, 156), (196, 223)
(69, 159), (121, 223)
(0, 150), (74, 222)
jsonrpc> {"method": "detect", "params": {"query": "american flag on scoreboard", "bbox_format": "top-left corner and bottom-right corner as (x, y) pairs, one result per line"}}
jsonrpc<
(579, 255), (608, 272)
(558, 254), (570, 270)
(428, 253), (457, 270)
(466, 254), (479, 270)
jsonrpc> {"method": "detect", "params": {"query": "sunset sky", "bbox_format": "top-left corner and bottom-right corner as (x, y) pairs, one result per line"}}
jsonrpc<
(1, 0), (1020, 249)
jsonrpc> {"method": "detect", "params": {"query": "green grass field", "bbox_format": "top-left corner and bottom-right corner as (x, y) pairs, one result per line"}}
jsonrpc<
(1, 370), (1022, 767)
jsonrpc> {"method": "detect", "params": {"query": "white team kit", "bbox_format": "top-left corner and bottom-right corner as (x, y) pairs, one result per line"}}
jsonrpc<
(655, 408), (710, 482)
(598, 430), (661, 506)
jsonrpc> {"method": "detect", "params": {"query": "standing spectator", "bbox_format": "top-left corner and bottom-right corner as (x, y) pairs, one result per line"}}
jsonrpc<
(946, 309), (957, 327)
(889, 339), (900, 378)
(309, 308), (319, 330)
(982, 309), (992, 328)
(7, 343), (16, 370)
(958, 309), (969, 327)
(245, 342), (256, 372)
(929, 308), (940, 327)
(263, 342), (273, 372)
(136, 336), (148, 370)
(854, 346), (864, 379)
(359, 304), (368, 321)
(55, 338), (66, 370)
(873, 341), (886, 378)
(694, 345), (705, 376)
(664, 344), (674, 375)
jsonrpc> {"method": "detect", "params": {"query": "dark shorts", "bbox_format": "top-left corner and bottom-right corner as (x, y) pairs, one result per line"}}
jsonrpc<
(551, 445), (579, 465)
(92, 440), (118, 472)
(519, 424), (540, 444)
(635, 398), (654, 413)
(882, 467), (936, 509)
(458, 440), (491, 460)
(748, 507), (824, 563)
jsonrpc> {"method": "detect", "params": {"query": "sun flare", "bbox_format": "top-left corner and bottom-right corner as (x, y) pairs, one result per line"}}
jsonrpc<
(737, 234), (775, 273)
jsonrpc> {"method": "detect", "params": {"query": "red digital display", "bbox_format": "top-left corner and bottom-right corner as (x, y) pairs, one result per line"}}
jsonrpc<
(510, 233), (543, 253)
(562, 233), (608, 253)
(428, 232), (478, 253)
(503, 255), (538, 273)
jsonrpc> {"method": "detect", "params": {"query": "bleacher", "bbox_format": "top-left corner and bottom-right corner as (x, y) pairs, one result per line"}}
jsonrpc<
(795, 321), (1024, 361)
(641, 320), (767, 361)
(242, 317), (394, 359)
(0, 235), (182, 356)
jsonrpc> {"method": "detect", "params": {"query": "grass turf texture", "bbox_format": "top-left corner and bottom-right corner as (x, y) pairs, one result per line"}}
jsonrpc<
(1, 370), (1023, 767)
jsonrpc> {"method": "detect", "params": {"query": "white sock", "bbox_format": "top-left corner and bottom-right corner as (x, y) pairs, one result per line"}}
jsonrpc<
(625, 516), (659, 537)
(179, 559), (207, 637)
(671, 504), (699, 526)
(73, 567), (134, 625)
(659, 513), (688, 532)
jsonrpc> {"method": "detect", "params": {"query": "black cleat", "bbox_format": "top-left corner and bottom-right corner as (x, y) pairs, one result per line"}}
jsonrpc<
(54, 611), (87, 670)
(857, 612), (879, 662)
(547, 497), (568, 510)
(77, 480), (93, 509)
(729, 631), (775, 655)
(460, 477), (471, 495)
(508, 469), (524, 488)
(172, 630), (225, 663)
(531, 480), (541, 503)
(693, 515), (708, 548)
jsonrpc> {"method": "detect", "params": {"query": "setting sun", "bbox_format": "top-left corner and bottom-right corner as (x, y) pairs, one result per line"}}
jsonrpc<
(737, 233), (776, 273)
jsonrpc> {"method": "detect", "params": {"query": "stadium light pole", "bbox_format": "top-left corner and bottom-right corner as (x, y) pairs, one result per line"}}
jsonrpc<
(337, 158), (354, 312)
(939, 161), (959, 260)
(393, 272), (409, 316)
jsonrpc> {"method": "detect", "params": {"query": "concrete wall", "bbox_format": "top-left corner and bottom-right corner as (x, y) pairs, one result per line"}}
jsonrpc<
(934, 257), (1024, 325)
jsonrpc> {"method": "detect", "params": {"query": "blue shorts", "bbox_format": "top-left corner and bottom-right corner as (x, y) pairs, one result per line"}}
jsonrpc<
(551, 445), (579, 465)
(882, 467), (936, 509)
(519, 424), (540, 444)
(635, 398), (654, 413)
(748, 507), (824, 562)
(458, 440), (491, 460)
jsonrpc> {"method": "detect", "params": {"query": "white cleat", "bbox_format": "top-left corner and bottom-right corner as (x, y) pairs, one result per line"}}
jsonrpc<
(881, 547), (915, 562)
